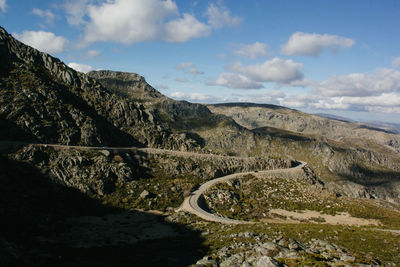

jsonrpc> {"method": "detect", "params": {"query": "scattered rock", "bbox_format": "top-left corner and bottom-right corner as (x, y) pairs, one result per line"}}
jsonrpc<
(340, 254), (356, 262)
(140, 190), (150, 199)
(100, 150), (110, 157)
(254, 256), (279, 267)
(195, 256), (218, 267)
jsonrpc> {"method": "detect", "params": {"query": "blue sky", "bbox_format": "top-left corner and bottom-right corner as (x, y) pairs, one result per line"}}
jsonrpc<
(1, 0), (400, 123)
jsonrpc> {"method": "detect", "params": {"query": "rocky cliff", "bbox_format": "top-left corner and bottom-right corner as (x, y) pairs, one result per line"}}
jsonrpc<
(0, 27), (201, 150)
(87, 70), (259, 156)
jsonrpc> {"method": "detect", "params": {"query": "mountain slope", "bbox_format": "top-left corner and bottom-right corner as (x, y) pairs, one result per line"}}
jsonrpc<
(208, 103), (400, 153)
(87, 70), (260, 155)
(1, 24), (400, 205)
(0, 26), (202, 150)
(2, 25), (400, 266)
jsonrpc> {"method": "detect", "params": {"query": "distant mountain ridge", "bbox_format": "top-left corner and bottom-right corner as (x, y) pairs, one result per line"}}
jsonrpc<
(364, 121), (400, 134)
(209, 103), (400, 153)
(314, 113), (355, 123)
(315, 113), (400, 134)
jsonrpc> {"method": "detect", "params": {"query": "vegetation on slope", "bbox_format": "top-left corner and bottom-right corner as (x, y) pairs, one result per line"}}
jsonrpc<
(204, 174), (400, 228)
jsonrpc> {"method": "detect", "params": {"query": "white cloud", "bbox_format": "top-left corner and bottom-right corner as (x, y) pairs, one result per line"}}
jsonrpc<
(176, 62), (195, 70)
(188, 68), (204, 75)
(0, 0), (6, 12)
(63, 0), (90, 26)
(170, 92), (185, 98)
(32, 8), (55, 25)
(285, 79), (311, 87)
(170, 91), (215, 102)
(83, 0), (211, 44)
(281, 32), (355, 57)
(85, 49), (100, 58)
(234, 42), (268, 59)
(232, 57), (305, 85)
(84, 0), (178, 44)
(64, 0), (239, 45)
(155, 84), (169, 90)
(279, 93), (319, 109)
(230, 90), (286, 104)
(393, 57), (400, 68)
(175, 62), (204, 75)
(164, 13), (210, 42)
(217, 53), (226, 60)
(272, 68), (400, 115)
(68, 62), (93, 73)
(175, 77), (189, 83)
(209, 73), (263, 89)
(206, 3), (241, 29)
(13, 30), (68, 54)
(310, 93), (400, 113)
(314, 68), (400, 97)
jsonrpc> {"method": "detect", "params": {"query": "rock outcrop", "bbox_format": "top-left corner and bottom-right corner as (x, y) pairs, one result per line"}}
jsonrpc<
(194, 233), (381, 266)
(0, 26), (201, 150)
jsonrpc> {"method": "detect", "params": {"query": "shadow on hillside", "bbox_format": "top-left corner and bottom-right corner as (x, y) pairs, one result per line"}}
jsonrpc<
(211, 102), (290, 110)
(357, 124), (396, 134)
(338, 163), (400, 186)
(0, 114), (37, 142)
(50, 80), (143, 147)
(3, 65), (143, 147)
(252, 126), (314, 142)
(0, 155), (208, 266)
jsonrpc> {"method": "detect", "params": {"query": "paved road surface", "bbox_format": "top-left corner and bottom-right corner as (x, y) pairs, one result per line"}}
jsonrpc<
(178, 161), (307, 224)
(4, 141), (399, 230)
(1, 141), (308, 224)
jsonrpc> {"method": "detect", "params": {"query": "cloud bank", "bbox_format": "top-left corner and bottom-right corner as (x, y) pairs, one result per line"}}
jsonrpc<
(77, 0), (240, 45)
(68, 62), (93, 73)
(32, 8), (55, 25)
(314, 68), (400, 97)
(210, 73), (263, 89)
(175, 62), (204, 75)
(206, 3), (241, 29)
(170, 91), (214, 102)
(231, 57), (305, 85)
(0, 0), (6, 12)
(13, 30), (68, 54)
(234, 42), (268, 59)
(393, 57), (400, 68)
(281, 32), (355, 57)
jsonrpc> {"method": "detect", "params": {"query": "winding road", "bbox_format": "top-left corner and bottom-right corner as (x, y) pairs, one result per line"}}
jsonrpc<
(0, 141), (307, 224)
(3, 141), (398, 230)
(178, 161), (307, 224)
(3, 141), (400, 229)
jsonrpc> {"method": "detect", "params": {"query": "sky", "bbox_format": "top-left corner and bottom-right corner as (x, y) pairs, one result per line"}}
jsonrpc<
(1, 0), (400, 124)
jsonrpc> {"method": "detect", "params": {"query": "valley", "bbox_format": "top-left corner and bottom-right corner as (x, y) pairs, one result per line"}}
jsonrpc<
(1, 25), (400, 266)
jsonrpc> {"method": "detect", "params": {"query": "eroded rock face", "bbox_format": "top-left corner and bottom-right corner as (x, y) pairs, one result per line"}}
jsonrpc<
(9, 145), (292, 197)
(0, 27), (201, 150)
(12, 145), (137, 196)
